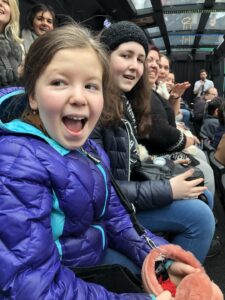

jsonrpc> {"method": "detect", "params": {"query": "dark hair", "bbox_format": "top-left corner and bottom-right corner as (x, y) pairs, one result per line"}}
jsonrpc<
(25, 3), (56, 30)
(207, 97), (222, 116)
(217, 100), (225, 125)
(100, 41), (151, 139)
(200, 69), (207, 74)
(148, 44), (159, 53)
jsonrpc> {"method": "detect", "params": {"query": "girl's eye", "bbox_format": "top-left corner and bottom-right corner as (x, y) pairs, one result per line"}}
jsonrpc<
(85, 83), (99, 91)
(138, 58), (144, 64)
(121, 54), (130, 59)
(51, 80), (66, 86)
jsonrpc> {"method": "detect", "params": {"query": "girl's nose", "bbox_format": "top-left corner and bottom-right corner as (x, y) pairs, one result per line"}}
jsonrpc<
(129, 58), (139, 70)
(69, 87), (87, 106)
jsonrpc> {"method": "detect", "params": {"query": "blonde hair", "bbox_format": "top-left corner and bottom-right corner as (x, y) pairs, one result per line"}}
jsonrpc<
(4, 0), (23, 43)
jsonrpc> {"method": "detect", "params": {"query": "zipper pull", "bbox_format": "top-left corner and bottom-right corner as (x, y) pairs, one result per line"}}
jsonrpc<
(80, 147), (101, 164)
(143, 234), (157, 249)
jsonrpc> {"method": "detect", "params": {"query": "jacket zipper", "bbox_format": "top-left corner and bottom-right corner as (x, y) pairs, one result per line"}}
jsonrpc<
(122, 119), (131, 181)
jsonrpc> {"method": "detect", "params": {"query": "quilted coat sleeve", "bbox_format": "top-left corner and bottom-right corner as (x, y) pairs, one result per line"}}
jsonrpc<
(91, 126), (174, 210)
(0, 137), (152, 300)
(118, 179), (173, 210)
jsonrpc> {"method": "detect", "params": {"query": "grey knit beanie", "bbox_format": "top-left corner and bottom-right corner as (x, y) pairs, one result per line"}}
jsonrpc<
(100, 21), (148, 55)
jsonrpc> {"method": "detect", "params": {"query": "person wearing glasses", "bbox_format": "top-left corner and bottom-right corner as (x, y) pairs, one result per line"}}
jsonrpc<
(193, 87), (218, 136)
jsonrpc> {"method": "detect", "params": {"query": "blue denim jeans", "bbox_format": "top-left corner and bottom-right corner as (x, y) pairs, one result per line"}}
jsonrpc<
(102, 248), (140, 274)
(136, 198), (215, 263)
(180, 108), (191, 128)
(102, 191), (214, 272)
(203, 189), (213, 209)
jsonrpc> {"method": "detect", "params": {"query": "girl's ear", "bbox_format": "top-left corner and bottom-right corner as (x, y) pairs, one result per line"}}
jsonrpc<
(28, 94), (38, 110)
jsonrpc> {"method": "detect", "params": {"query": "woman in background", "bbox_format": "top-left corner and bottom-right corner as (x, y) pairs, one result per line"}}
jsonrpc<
(0, 0), (23, 86)
(21, 3), (55, 54)
(141, 45), (215, 197)
(92, 21), (215, 263)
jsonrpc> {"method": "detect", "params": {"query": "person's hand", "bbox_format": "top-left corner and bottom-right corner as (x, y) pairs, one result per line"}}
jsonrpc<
(169, 168), (206, 199)
(176, 121), (186, 131)
(156, 290), (172, 300)
(17, 62), (24, 78)
(185, 135), (200, 148)
(167, 261), (200, 287)
(192, 135), (200, 145)
(173, 158), (190, 165)
(170, 82), (191, 99)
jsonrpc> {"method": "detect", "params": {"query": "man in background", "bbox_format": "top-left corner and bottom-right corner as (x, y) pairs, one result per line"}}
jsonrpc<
(193, 87), (218, 136)
(193, 69), (214, 97)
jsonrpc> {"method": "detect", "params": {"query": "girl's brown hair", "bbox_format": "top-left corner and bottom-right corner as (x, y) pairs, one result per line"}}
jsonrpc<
(22, 23), (109, 97)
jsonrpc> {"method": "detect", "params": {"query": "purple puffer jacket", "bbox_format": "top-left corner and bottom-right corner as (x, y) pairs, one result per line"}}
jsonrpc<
(0, 119), (168, 299)
(0, 86), (24, 104)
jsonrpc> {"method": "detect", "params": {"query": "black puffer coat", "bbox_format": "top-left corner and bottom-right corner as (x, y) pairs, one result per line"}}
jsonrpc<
(91, 121), (173, 211)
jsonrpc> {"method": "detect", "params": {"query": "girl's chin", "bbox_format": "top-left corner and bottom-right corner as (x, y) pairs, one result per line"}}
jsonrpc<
(60, 137), (86, 150)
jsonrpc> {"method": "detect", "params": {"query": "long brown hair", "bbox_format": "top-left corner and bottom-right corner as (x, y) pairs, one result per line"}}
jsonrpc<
(100, 46), (152, 139)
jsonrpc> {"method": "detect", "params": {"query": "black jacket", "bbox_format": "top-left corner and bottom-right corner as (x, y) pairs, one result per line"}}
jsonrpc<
(212, 125), (225, 149)
(91, 122), (173, 211)
(193, 97), (206, 121)
(200, 115), (219, 141)
(140, 91), (186, 155)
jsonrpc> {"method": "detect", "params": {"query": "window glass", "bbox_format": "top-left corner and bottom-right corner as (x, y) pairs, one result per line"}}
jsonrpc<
(205, 12), (225, 30)
(169, 34), (195, 46)
(147, 26), (161, 37)
(164, 13), (201, 31)
(161, 0), (204, 5)
(199, 34), (224, 47)
(130, 0), (152, 10)
(151, 37), (165, 49)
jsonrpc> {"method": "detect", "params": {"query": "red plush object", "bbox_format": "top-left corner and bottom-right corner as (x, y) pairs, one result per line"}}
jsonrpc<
(158, 276), (176, 297)
(142, 244), (224, 299)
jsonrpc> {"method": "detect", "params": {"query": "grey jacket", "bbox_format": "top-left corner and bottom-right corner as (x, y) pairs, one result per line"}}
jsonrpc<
(0, 33), (22, 87)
